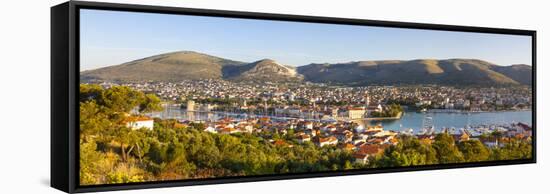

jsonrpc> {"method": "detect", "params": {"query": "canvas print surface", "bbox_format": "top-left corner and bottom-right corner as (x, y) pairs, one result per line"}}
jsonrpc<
(78, 9), (533, 186)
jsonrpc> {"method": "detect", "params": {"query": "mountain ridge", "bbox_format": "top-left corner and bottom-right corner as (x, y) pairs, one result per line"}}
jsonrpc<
(81, 51), (532, 86)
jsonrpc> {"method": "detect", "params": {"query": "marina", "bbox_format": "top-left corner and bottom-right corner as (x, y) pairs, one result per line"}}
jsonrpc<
(147, 105), (532, 134)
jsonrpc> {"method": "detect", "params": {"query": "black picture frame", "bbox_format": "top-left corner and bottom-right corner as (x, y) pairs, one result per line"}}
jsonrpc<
(51, 1), (537, 193)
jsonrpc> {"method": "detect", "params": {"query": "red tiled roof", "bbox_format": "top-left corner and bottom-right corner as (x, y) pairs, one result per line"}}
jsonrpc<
(357, 144), (381, 155)
(340, 143), (356, 150)
(123, 116), (153, 123)
(319, 136), (338, 143)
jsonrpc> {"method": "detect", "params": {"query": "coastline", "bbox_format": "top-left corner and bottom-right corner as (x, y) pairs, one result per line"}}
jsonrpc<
(362, 111), (403, 121)
(426, 109), (532, 114)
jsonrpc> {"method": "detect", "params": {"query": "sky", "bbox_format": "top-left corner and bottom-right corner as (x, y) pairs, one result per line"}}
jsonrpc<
(80, 9), (532, 71)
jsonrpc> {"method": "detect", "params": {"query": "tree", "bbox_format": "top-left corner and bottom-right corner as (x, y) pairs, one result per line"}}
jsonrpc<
(96, 86), (145, 113)
(371, 104), (403, 117)
(491, 138), (532, 160)
(111, 125), (133, 162)
(285, 128), (295, 140)
(458, 140), (490, 162)
(432, 133), (464, 164)
(79, 101), (111, 140)
(373, 136), (437, 167)
(126, 129), (149, 163)
(80, 84), (164, 160)
(139, 93), (163, 113)
(79, 141), (103, 185)
(272, 132), (281, 140)
(79, 84), (103, 103)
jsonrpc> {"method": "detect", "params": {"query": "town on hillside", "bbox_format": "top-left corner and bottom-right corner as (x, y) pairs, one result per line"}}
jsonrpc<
(101, 79), (533, 165)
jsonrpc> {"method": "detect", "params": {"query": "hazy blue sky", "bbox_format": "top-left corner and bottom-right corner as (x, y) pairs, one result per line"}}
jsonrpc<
(80, 9), (532, 71)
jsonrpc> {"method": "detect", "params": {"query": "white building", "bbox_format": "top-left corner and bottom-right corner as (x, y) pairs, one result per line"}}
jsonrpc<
(343, 107), (366, 119)
(204, 126), (217, 133)
(304, 121), (314, 130)
(317, 136), (338, 147)
(125, 117), (154, 130)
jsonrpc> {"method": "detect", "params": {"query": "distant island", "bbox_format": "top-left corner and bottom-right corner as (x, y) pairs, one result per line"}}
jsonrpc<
(80, 51), (532, 86)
